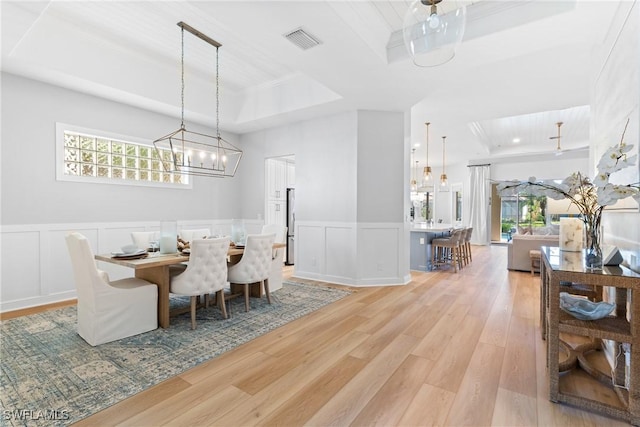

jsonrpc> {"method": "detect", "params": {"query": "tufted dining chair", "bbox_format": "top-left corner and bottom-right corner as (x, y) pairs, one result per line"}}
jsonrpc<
(179, 228), (211, 243)
(65, 232), (158, 346)
(131, 231), (158, 250)
(227, 233), (276, 312)
(170, 237), (230, 329)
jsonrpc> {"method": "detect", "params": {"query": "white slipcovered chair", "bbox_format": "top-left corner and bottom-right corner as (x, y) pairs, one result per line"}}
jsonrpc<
(130, 231), (158, 250)
(227, 233), (276, 312)
(170, 237), (230, 329)
(261, 224), (287, 292)
(179, 228), (211, 243)
(65, 232), (158, 346)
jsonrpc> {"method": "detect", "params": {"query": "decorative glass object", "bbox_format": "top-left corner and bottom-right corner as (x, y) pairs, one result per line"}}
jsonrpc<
(584, 215), (603, 270)
(403, 0), (467, 67)
(231, 219), (246, 245)
(160, 220), (177, 254)
(559, 292), (615, 321)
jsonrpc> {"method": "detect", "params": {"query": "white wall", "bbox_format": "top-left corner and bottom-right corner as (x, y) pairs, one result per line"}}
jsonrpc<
(240, 110), (410, 286)
(490, 154), (589, 182)
(1, 73), (242, 224)
(589, 0), (640, 378)
(238, 111), (357, 222)
(592, 0), (640, 252)
(356, 110), (405, 223)
(0, 73), (249, 311)
(355, 111), (406, 284)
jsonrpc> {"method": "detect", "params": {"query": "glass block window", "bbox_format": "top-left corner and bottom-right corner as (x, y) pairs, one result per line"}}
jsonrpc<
(57, 123), (189, 188)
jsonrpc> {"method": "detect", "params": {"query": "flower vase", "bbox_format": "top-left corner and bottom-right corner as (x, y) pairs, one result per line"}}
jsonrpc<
(584, 217), (603, 271)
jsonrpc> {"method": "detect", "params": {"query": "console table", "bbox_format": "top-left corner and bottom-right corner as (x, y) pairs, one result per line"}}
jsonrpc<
(541, 246), (640, 425)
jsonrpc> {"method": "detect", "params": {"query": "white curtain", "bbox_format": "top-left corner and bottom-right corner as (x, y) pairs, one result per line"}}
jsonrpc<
(469, 165), (491, 245)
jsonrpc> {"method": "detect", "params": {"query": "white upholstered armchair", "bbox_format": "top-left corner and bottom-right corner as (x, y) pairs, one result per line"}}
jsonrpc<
(65, 232), (158, 346)
(261, 224), (287, 292)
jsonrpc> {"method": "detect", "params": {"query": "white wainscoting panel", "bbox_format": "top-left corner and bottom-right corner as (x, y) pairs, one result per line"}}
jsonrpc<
(48, 229), (83, 294)
(357, 225), (403, 285)
(0, 219), (264, 312)
(296, 224), (325, 276)
(325, 225), (357, 284)
(294, 221), (409, 287)
(1, 231), (41, 302)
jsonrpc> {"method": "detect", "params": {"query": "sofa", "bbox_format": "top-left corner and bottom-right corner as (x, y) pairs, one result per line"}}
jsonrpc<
(507, 234), (559, 272)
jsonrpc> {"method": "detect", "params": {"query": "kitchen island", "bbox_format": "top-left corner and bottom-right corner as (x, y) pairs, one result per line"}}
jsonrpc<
(410, 223), (454, 271)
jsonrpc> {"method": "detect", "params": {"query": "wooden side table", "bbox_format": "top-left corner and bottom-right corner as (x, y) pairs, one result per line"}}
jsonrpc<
(541, 246), (640, 425)
(530, 249), (541, 275)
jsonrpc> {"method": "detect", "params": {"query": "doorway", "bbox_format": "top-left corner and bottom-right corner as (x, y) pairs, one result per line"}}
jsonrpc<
(265, 155), (295, 264)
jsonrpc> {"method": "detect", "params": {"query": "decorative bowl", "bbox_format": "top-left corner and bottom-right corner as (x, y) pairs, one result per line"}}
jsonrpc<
(559, 292), (615, 321)
(121, 244), (139, 254)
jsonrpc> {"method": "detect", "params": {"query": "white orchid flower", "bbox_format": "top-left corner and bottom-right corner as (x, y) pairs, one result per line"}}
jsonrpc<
(597, 144), (636, 174)
(593, 172), (609, 187)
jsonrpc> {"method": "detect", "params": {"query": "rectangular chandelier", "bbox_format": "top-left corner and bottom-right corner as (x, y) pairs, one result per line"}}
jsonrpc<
(153, 21), (242, 178)
(154, 127), (242, 178)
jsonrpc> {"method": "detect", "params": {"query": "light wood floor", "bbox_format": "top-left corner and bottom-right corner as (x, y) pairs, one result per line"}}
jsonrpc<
(57, 245), (629, 425)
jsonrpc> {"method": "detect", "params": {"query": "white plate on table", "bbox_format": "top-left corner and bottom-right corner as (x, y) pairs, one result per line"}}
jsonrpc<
(111, 249), (147, 258)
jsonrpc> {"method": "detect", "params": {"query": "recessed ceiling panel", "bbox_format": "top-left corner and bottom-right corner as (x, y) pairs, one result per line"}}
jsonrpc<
(470, 105), (590, 156)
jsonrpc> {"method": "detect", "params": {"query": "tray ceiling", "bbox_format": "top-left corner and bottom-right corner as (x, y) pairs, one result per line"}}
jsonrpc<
(1, 0), (621, 165)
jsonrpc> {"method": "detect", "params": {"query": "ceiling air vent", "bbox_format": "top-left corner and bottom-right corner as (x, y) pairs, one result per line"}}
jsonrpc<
(283, 27), (321, 50)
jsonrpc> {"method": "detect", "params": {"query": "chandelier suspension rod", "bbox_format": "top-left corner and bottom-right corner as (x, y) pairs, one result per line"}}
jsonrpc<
(177, 21), (221, 48)
(216, 43), (220, 140)
(153, 21), (242, 178)
(176, 21), (223, 133)
(424, 122), (431, 180)
(410, 148), (417, 190)
(426, 122), (430, 165)
(442, 135), (446, 174)
(180, 26), (184, 129)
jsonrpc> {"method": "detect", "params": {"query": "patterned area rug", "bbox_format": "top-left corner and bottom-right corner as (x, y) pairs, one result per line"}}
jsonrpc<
(0, 281), (349, 426)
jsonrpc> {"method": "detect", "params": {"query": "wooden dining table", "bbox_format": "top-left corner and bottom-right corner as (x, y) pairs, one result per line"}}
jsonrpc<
(95, 243), (285, 328)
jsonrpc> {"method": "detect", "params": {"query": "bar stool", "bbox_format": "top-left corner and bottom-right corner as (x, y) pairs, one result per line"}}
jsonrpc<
(431, 228), (464, 273)
(458, 228), (468, 267)
(462, 227), (473, 266)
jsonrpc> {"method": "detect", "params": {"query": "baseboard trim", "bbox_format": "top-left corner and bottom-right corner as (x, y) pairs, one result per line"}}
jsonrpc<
(0, 298), (77, 320)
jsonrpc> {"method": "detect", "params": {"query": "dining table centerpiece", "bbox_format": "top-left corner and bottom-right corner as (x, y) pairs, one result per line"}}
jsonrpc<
(497, 121), (639, 270)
